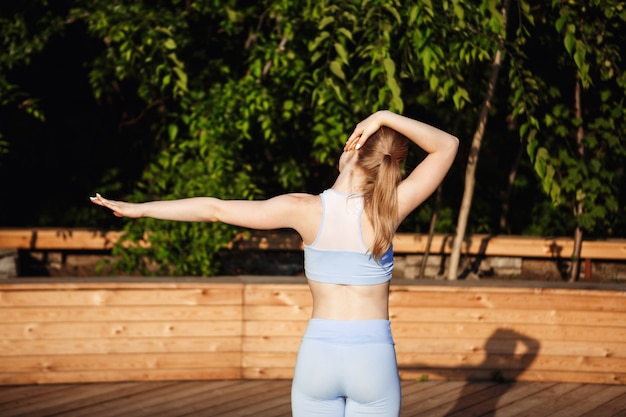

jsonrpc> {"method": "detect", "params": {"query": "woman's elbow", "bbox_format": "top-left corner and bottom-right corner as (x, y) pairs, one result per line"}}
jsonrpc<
(446, 135), (460, 156)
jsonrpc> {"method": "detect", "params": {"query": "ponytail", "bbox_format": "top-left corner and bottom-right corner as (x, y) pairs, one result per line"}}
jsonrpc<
(357, 127), (408, 260)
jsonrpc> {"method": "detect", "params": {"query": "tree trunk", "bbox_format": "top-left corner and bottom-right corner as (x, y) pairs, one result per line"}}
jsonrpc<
(447, 0), (510, 280)
(569, 225), (583, 282)
(569, 76), (585, 282)
(419, 186), (442, 278)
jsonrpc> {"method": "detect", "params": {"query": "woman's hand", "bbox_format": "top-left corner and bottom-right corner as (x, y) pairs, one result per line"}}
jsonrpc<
(90, 193), (143, 218)
(344, 110), (389, 152)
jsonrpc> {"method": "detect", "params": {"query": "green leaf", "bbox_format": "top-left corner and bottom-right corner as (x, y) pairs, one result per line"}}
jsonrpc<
(329, 61), (345, 80)
(564, 32), (575, 55)
(319, 16), (335, 29)
(334, 42), (349, 65)
(168, 124), (178, 140)
(163, 38), (176, 50)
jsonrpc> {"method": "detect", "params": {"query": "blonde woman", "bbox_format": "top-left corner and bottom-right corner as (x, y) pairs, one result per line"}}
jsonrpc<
(91, 110), (458, 417)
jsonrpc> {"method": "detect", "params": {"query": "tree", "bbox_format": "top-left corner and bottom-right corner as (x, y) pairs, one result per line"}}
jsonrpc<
(1, 0), (624, 278)
(526, 0), (626, 281)
(448, 0), (511, 280)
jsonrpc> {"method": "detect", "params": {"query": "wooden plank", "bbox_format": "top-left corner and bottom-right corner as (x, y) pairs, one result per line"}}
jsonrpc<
(394, 338), (626, 358)
(201, 380), (291, 417)
(0, 336), (242, 356)
(504, 369), (625, 384)
(243, 336), (301, 352)
(0, 383), (78, 410)
(407, 382), (525, 417)
(216, 382), (292, 417)
(579, 392), (626, 417)
(0, 305), (242, 322)
(0, 381), (146, 417)
(490, 382), (582, 416)
(576, 387), (626, 417)
(389, 306), (625, 326)
(390, 322), (626, 343)
(399, 380), (461, 414)
(523, 384), (626, 417)
(0, 352), (241, 373)
(389, 288), (626, 311)
(2, 228), (626, 260)
(2, 380), (626, 416)
(0, 229), (127, 250)
(0, 288), (242, 307)
(418, 381), (516, 417)
(63, 381), (216, 417)
(0, 320), (243, 339)
(0, 280), (245, 290)
(244, 284), (311, 306)
(243, 352), (298, 369)
(393, 233), (626, 259)
(0, 368), (241, 385)
(391, 283), (626, 296)
(242, 367), (296, 379)
(0, 383), (71, 405)
(244, 320), (307, 337)
(25, 381), (204, 417)
(394, 352), (626, 379)
(398, 368), (626, 385)
(396, 352), (626, 373)
(399, 380), (475, 416)
(145, 380), (244, 417)
(439, 382), (556, 417)
(497, 383), (617, 417)
(243, 305), (312, 321)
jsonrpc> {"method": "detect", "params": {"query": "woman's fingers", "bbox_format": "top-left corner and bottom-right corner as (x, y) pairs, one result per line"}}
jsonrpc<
(345, 112), (384, 151)
(90, 193), (123, 217)
(345, 128), (362, 151)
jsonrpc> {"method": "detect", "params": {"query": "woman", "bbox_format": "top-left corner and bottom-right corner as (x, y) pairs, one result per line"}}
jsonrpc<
(90, 110), (459, 417)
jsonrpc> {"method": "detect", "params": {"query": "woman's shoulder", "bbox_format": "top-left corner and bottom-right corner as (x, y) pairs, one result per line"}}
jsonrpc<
(282, 191), (320, 201)
(268, 192), (321, 212)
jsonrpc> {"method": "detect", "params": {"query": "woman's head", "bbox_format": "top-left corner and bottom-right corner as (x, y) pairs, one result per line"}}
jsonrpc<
(356, 127), (408, 259)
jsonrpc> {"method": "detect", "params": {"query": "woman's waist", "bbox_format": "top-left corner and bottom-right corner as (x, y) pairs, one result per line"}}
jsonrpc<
(309, 280), (390, 320)
(302, 318), (394, 345)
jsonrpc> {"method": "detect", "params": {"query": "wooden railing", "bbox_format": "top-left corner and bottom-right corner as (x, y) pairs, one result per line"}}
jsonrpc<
(1, 228), (626, 259)
(0, 277), (624, 385)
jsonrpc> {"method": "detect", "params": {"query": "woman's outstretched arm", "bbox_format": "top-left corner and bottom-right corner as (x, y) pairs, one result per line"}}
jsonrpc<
(345, 110), (459, 219)
(90, 192), (319, 237)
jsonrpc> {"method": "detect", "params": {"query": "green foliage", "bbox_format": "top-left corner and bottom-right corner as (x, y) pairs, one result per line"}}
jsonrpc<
(525, 0), (626, 235)
(0, 1), (65, 152)
(1, 0), (625, 275)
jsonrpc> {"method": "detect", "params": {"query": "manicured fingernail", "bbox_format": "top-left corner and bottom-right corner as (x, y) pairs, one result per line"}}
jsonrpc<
(355, 143), (361, 150)
(96, 193), (101, 197)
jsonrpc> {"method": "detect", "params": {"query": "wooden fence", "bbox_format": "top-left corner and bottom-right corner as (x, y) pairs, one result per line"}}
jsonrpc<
(0, 277), (624, 386)
(2, 228), (626, 280)
(1, 228), (626, 260)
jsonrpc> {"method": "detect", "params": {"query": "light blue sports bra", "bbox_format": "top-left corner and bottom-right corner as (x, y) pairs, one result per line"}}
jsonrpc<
(303, 189), (394, 285)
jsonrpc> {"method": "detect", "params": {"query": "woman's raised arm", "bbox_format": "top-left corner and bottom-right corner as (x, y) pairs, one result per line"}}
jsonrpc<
(345, 110), (459, 219)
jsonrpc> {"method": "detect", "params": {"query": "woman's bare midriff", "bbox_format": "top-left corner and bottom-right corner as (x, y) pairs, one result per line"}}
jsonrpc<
(308, 280), (390, 320)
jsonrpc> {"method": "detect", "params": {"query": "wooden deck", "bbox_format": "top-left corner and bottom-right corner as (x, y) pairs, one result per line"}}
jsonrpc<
(1, 379), (626, 417)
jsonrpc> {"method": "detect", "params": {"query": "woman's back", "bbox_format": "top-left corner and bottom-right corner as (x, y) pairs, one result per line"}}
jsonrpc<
(302, 189), (393, 320)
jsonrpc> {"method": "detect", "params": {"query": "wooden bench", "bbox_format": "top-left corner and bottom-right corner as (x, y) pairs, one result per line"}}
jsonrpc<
(1, 228), (625, 259)
(1, 228), (625, 267)
(0, 277), (624, 385)
(2, 228), (626, 279)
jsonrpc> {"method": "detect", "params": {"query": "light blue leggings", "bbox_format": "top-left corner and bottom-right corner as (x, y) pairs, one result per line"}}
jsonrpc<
(291, 318), (401, 417)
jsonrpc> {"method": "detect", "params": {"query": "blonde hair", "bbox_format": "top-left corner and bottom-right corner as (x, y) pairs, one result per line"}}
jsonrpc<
(356, 127), (408, 259)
